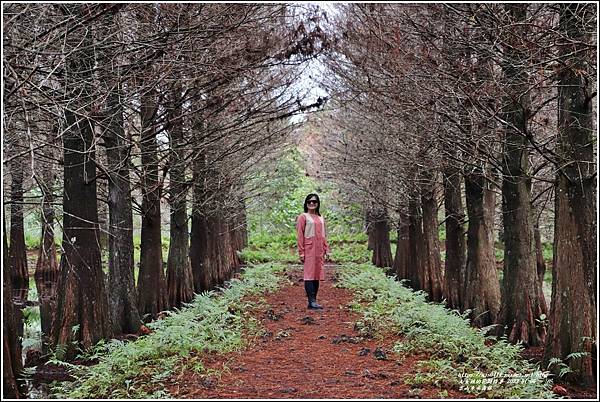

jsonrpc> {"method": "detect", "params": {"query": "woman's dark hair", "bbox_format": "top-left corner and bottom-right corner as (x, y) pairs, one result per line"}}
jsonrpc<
(303, 193), (321, 216)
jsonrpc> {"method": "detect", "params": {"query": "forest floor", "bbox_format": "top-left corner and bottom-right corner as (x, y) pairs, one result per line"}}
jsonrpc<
(23, 255), (597, 399)
(164, 263), (597, 400)
(166, 264), (470, 399)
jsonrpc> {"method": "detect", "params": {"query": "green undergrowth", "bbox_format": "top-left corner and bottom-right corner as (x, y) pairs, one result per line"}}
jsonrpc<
(329, 241), (370, 264)
(50, 262), (286, 399)
(240, 233), (297, 264)
(240, 231), (370, 264)
(335, 263), (556, 399)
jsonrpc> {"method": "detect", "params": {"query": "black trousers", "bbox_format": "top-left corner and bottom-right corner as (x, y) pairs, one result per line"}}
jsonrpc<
(304, 280), (320, 301)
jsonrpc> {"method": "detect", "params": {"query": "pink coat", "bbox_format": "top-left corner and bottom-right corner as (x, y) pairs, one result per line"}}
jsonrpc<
(296, 212), (330, 280)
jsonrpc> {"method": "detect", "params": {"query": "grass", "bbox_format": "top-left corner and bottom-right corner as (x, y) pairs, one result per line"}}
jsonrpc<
(50, 262), (287, 399)
(335, 262), (556, 399)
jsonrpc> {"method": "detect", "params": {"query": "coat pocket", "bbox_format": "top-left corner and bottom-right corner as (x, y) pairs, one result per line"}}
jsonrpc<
(304, 237), (314, 245)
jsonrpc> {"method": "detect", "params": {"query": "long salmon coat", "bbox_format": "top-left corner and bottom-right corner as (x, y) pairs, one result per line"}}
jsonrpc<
(296, 212), (330, 280)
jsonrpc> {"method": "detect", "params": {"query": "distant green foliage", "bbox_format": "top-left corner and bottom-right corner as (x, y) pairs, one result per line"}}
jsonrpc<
(329, 232), (368, 243)
(241, 231), (372, 265)
(336, 263), (555, 399)
(246, 147), (363, 240)
(239, 233), (297, 264)
(50, 262), (287, 399)
(438, 224), (446, 242)
(20, 197), (63, 250)
(494, 247), (504, 262)
(330, 242), (370, 264)
(542, 242), (553, 262)
(22, 289), (43, 353)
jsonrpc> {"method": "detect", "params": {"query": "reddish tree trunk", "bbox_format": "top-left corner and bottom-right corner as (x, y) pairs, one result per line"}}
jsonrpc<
(543, 3), (596, 385)
(406, 191), (423, 291)
(104, 89), (141, 334)
(496, 3), (546, 346)
(52, 110), (112, 357)
(9, 153), (28, 289)
(190, 150), (212, 292)
(463, 172), (500, 327)
(166, 90), (194, 308)
(211, 212), (231, 286)
(442, 168), (466, 310)
(191, 210), (211, 292)
(392, 210), (410, 281)
(370, 207), (393, 268)
(420, 174), (443, 302)
(228, 217), (242, 268)
(50, 9), (112, 357)
(137, 90), (168, 319)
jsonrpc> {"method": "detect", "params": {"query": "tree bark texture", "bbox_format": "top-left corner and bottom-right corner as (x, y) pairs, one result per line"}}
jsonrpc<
(190, 151), (212, 293)
(137, 90), (168, 319)
(420, 173), (443, 302)
(393, 210), (410, 281)
(50, 6), (112, 358)
(496, 3), (547, 347)
(166, 90), (194, 308)
(3, 215), (24, 398)
(105, 89), (141, 334)
(370, 207), (394, 268)
(9, 153), (28, 289)
(464, 172), (501, 328)
(543, 3), (596, 385)
(406, 191), (423, 292)
(442, 168), (466, 310)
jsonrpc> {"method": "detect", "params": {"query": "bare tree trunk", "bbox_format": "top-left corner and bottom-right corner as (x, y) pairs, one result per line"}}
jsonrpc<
(3, 215), (24, 398)
(52, 108), (112, 358)
(406, 190), (423, 291)
(420, 172), (443, 302)
(50, 7), (112, 358)
(9, 151), (28, 289)
(137, 90), (168, 319)
(190, 150), (212, 293)
(370, 206), (393, 268)
(543, 3), (596, 385)
(228, 216), (242, 269)
(212, 211), (230, 286)
(463, 171), (500, 327)
(105, 89), (141, 334)
(34, 145), (59, 351)
(166, 89), (194, 308)
(442, 167), (466, 310)
(392, 209), (410, 280)
(496, 3), (546, 346)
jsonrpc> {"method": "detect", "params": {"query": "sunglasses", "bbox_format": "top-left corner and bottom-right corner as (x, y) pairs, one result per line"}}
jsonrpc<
(307, 200), (319, 205)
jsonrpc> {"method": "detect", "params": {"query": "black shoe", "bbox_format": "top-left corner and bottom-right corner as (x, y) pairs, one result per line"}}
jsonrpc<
(308, 301), (323, 310)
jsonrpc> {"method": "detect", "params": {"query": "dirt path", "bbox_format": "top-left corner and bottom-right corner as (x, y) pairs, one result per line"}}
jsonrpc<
(168, 265), (471, 399)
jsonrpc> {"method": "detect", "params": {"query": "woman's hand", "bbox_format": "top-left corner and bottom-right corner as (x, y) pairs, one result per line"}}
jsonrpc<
(300, 255), (305, 263)
(324, 253), (330, 262)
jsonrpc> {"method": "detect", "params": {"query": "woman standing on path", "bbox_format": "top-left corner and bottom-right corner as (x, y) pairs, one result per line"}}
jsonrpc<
(296, 193), (330, 309)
